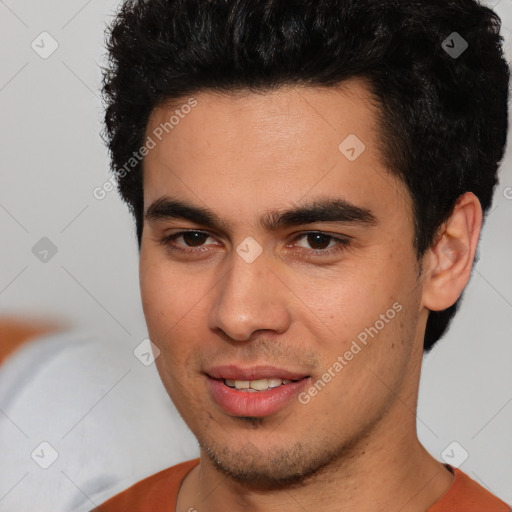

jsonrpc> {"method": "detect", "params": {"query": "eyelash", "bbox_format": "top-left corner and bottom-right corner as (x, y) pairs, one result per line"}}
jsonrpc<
(158, 230), (350, 257)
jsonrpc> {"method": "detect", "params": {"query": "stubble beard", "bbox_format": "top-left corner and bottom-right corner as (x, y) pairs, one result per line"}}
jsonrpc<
(196, 414), (380, 492)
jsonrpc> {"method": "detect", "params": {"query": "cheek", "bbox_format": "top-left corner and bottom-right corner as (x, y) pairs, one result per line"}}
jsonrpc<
(140, 250), (197, 335)
(315, 253), (418, 371)
(139, 251), (207, 378)
(305, 267), (394, 340)
(320, 297), (418, 408)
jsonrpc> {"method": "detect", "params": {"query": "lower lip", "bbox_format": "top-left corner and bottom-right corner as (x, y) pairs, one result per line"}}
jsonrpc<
(206, 377), (310, 417)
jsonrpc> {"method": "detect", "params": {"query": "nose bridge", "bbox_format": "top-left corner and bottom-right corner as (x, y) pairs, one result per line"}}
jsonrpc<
(209, 245), (291, 341)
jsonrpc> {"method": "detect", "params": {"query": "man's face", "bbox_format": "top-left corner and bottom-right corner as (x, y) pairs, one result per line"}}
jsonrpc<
(139, 81), (428, 488)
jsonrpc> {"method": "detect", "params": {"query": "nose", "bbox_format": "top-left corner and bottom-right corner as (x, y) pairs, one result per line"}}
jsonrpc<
(208, 246), (292, 341)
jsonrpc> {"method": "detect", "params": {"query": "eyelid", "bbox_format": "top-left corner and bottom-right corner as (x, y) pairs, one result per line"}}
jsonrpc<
(288, 232), (352, 256)
(288, 230), (352, 244)
(158, 229), (218, 250)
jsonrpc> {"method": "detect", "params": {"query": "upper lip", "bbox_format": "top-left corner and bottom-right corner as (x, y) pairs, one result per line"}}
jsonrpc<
(206, 365), (308, 381)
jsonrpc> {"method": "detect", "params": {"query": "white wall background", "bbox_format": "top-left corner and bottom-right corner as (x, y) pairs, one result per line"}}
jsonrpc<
(0, 0), (511, 506)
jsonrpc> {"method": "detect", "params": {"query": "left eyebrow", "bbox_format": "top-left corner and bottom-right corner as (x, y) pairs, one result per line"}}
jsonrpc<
(144, 195), (378, 232)
(261, 196), (377, 231)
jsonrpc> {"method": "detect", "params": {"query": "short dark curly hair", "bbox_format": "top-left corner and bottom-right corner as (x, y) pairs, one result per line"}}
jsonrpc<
(101, 0), (509, 352)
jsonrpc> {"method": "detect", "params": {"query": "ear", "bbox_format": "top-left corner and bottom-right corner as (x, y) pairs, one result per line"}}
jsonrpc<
(421, 192), (483, 312)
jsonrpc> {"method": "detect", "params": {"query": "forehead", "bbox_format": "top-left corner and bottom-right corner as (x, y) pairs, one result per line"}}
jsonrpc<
(142, 80), (411, 227)
(145, 79), (379, 158)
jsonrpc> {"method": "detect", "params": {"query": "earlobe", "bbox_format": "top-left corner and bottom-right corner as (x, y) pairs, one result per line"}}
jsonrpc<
(421, 192), (483, 312)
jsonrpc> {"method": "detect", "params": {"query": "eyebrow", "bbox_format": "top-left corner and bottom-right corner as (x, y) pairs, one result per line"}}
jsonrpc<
(144, 195), (377, 232)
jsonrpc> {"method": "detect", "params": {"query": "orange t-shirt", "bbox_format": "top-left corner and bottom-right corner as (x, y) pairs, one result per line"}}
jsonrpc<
(95, 459), (511, 512)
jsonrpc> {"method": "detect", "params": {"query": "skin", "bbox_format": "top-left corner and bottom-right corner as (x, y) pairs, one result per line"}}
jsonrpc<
(139, 78), (482, 511)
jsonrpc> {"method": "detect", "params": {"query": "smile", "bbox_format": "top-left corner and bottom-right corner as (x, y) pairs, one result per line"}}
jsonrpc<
(223, 378), (298, 391)
(206, 369), (311, 417)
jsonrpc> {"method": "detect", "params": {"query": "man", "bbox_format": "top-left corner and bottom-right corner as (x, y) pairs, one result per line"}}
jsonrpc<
(96, 0), (511, 510)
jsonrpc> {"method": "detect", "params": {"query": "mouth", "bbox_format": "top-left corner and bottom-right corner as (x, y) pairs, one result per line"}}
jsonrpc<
(221, 377), (300, 392)
(205, 366), (311, 417)
(206, 365), (308, 382)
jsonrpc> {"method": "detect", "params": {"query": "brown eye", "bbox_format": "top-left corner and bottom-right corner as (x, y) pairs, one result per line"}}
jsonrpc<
(304, 233), (334, 250)
(180, 231), (209, 247)
(291, 231), (351, 257)
(159, 230), (217, 253)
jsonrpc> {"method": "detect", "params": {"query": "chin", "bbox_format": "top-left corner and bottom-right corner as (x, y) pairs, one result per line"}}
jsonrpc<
(199, 436), (341, 491)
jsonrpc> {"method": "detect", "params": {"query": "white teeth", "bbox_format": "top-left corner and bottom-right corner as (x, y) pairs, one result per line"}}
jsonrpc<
(268, 378), (283, 388)
(223, 378), (295, 391)
(249, 379), (269, 390)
